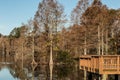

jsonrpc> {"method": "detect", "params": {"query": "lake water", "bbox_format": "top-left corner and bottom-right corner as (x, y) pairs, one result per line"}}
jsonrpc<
(0, 60), (84, 80)
(0, 59), (116, 80)
(0, 67), (18, 80)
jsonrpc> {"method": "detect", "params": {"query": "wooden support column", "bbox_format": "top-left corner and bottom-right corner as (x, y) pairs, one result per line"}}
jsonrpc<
(99, 56), (103, 74)
(102, 74), (108, 80)
(84, 70), (87, 80)
(99, 75), (101, 80)
(117, 56), (119, 73)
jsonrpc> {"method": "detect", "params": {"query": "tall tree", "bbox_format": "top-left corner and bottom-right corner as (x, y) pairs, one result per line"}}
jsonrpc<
(34, 0), (65, 65)
(71, 0), (93, 56)
(25, 19), (40, 64)
(81, 0), (109, 55)
(71, 0), (93, 25)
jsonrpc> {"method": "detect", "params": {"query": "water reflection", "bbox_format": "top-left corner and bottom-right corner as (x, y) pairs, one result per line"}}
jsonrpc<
(0, 57), (82, 80)
(54, 64), (73, 79)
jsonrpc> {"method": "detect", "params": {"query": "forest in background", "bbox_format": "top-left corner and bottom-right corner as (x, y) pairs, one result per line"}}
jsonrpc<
(0, 0), (120, 64)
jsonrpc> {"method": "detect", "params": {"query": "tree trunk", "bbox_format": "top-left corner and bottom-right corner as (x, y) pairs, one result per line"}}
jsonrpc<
(2, 42), (5, 62)
(102, 29), (104, 55)
(105, 29), (108, 55)
(31, 35), (37, 65)
(49, 32), (53, 65)
(22, 41), (24, 69)
(98, 26), (100, 55)
(32, 35), (35, 62)
(50, 64), (53, 80)
(111, 29), (114, 38)
(84, 33), (87, 55)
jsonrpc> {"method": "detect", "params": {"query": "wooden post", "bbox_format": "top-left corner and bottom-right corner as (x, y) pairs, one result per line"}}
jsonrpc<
(117, 56), (119, 73)
(99, 56), (103, 74)
(93, 57), (95, 72)
(84, 70), (87, 80)
(99, 75), (101, 80)
(102, 74), (108, 80)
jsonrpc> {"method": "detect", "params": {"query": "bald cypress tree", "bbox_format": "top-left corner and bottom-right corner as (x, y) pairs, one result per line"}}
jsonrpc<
(34, 0), (65, 64)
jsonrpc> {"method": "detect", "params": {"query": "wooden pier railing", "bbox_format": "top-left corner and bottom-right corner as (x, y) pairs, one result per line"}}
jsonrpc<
(79, 55), (120, 74)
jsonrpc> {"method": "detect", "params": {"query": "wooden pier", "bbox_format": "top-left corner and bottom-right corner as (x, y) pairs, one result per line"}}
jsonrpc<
(79, 55), (120, 74)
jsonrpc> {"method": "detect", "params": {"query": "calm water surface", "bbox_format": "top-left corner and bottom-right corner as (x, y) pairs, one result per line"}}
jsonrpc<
(0, 59), (83, 80)
(0, 67), (18, 80)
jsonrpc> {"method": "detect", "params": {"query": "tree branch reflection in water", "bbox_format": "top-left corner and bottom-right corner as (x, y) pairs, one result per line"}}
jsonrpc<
(0, 57), (81, 80)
